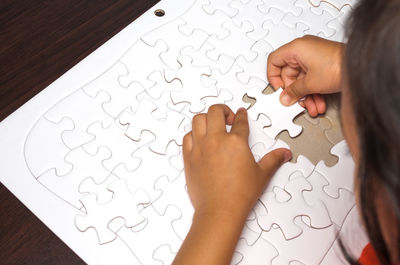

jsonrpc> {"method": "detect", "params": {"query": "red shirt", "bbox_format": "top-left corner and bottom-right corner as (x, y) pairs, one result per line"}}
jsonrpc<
(359, 243), (381, 265)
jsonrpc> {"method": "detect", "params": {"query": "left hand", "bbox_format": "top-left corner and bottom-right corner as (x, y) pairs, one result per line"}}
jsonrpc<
(183, 104), (292, 222)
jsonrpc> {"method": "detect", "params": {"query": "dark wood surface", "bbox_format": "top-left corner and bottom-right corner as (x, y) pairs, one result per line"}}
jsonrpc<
(0, 0), (159, 263)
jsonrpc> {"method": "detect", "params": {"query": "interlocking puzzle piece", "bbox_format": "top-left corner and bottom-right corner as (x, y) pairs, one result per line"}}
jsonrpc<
(266, 155), (315, 192)
(272, 186), (292, 203)
(209, 64), (266, 111)
(230, 0), (271, 40)
(320, 206), (369, 265)
(38, 146), (111, 209)
(164, 55), (218, 113)
(154, 173), (194, 239)
(153, 244), (177, 265)
(303, 171), (355, 227)
(231, 252), (244, 265)
(44, 89), (113, 148)
(180, 41), (235, 74)
(262, 19), (308, 50)
(309, 2), (352, 41)
(315, 140), (355, 197)
(324, 104), (344, 144)
(283, 0), (335, 37)
(234, 229), (278, 265)
(201, 88), (235, 114)
(25, 116), (73, 177)
(258, 175), (331, 239)
(112, 142), (182, 202)
(136, 90), (184, 120)
(141, 18), (208, 68)
(308, 0), (356, 10)
(206, 20), (257, 62)
(117, 205), (182, 264)
(244, 205), (265, 243)
(240, 222), (263, 246)
(141, 71), (182, 101)
(119, 39), (168, 88)
(250, 139), (290, 163)
(79, 173), (119, 204)
(84, 121), (152, 171)
(235, 39), (274, 84)
(178, 0), (230, 39)
(202, 0), (238, 18)
(119, 99), (189, 154)
(258, 0), (302, 17)
(83, 62), (143, 119)
(248, 115), (275, 150)
(277, 115), (338, 166)
(247, 87), (304, 139)
(75, 179), (150, 244)
(261, 217), (338, 265)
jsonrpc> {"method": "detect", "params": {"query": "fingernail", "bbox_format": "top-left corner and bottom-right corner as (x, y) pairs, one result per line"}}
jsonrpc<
(280, 93), (292, 106)
(284, 150), (292, 162)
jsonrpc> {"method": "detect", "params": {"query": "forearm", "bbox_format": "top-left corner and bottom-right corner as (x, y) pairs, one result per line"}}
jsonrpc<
(172, 212), (247, 265)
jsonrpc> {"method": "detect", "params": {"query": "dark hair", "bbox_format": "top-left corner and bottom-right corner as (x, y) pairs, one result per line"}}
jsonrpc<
(344, 0), (400, 263)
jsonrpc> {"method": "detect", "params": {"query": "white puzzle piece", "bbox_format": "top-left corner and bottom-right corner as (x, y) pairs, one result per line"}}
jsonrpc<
(141, 18), (209, 68)
(315, 140), (355, 197)
(119, 39), (169, 88)
(258, 175), (332, 239)
(75, 179), (150, 244)
(206, 20), (257, 62)
(179, 0), (230, 39)
(230, 0), (271, 40)
(116, 205), (183, 264)
(202, 0), (238, 18)
(164, 55), (218, 113)
(180, 41), (235, 74)
(247, 87), (305, 138)
(44, 89), (113, 148)
(24, 116), (74, 177)
(83, 62), (144, 119)
(0, 0), (364, 264)
(38, 146), (111, 209)
(119, 99), (189, 154)
(79, 173), (119, 204)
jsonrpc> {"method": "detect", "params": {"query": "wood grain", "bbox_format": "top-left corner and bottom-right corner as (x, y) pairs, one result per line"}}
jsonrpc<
(0, 0), (159, 263)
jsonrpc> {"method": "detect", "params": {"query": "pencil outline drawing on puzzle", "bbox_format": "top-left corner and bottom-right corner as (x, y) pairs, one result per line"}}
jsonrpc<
(19, 0), (362, 264)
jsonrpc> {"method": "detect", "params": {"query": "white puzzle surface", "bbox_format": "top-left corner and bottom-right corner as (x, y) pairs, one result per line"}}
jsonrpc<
(0, 0), (368, 264)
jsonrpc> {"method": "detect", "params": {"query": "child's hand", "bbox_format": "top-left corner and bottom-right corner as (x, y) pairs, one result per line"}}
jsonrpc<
(183, 105), (291, 222)
(267, 35), (345, 116)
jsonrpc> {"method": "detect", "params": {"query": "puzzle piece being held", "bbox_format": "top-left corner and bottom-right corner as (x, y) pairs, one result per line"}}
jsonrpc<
(247, 87), (304, 139)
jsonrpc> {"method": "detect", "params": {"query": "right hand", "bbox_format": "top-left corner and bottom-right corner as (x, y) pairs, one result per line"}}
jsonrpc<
(267, 35), (345, 116)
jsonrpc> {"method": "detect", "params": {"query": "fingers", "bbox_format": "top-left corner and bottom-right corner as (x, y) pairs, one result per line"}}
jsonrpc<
(183, 132), (193, 171)
(313, 94), (326, 114)
(206, 104), (235, 135)
(267, 42), (298, 89)
(258, 148), (292, 187)
(304, 95), (318, 117)
(230, 108), (249, 139)
(192, 113), (207, 141)
(280, 78), (308, 106)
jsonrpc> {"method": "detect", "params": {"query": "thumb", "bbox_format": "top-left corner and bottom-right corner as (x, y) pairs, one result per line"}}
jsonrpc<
(257, 148), (292, 186)
(280, 78), (308, 106)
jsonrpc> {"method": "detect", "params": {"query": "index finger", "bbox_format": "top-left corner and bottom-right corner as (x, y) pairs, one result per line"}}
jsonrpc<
(206, 104), (235, 135)
(230, 108), (249, 139)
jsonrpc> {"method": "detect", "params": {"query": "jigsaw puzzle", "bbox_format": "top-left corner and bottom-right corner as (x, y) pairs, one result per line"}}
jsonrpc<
(0, 0), (365, 264)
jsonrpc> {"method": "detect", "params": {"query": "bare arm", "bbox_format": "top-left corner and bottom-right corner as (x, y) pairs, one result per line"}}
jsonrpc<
(173, 105), (291, 265)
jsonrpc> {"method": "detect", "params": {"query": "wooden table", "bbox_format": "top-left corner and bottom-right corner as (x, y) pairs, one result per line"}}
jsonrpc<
(0, 0), (159, 263)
